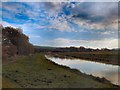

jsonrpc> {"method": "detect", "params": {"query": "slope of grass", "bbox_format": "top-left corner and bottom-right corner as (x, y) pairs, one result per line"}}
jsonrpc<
(2, 53), (118, 88)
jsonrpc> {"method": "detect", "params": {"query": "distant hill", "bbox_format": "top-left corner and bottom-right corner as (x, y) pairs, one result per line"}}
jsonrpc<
(2, 26), (34, 60)
(34, 46), (57, 52)
(34, 46), (56, 49)
(34, 45), (116, 53)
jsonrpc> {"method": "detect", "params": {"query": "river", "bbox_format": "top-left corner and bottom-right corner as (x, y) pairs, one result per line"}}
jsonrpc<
(45, 55), (119, 86)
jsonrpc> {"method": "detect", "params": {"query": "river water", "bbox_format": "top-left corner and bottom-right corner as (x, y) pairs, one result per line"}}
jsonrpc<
(45, 55), (119, 86)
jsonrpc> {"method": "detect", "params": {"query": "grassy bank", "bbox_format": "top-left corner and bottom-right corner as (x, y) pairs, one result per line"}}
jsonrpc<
(48, 51), (119, 66)
(3, 53), (118, 88)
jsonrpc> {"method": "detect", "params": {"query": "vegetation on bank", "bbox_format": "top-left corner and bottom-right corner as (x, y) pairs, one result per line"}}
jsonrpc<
(2, 53), (118, 88)
(34, 46), (119, 66)
(48, 51), (119, 66)
(34, 46), (119, 53)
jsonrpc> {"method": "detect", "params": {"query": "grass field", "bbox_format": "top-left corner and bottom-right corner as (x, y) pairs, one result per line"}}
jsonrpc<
(2, 53), (118, 88)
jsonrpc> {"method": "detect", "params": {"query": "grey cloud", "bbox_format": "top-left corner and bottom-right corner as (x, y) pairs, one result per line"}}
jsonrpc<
(64, 2), (118, 24)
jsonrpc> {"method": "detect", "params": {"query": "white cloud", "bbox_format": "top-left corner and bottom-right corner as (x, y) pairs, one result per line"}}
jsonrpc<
(2, 21), (11, 26)
(74, 19), (104, 30)
(1, 21), (23, 29)
(48, 38), (118, 49)
(49, 18), (75, 32)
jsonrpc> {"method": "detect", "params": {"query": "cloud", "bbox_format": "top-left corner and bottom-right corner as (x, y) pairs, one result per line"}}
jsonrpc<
(1, 0), (120, 2)
(45, 2), (118, 32)
(48, 38), (118, 49)
(2, 21), (12, 26)
(71, 2), (117, 25)
(2, 2), (118, 48)
(2, 2), (118, 32)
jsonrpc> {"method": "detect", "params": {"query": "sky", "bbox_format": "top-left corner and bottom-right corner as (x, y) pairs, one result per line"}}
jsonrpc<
(1, 1), (119, 49)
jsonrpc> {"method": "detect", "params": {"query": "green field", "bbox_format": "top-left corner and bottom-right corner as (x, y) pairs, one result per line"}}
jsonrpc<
(2, 53), (118, 88)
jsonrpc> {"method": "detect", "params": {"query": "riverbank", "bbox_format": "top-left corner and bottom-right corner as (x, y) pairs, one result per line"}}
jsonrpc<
(48, 51), (119, 66)
(46, 55), (119, 85)
(2, 53), (119, 88)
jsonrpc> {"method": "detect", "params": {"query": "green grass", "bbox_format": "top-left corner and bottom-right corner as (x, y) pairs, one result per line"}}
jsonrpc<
(2, 53), (117, 88)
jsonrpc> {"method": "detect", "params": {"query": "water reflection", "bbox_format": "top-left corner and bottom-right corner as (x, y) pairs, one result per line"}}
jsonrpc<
(45, 55), (119, 85)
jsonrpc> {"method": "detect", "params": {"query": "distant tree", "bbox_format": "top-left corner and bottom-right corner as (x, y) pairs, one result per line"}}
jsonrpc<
(95, 48), (100, 51)
(70, 47), (78, 52)
(79, 46), (85, 52)
(101, 48), (109, 51)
